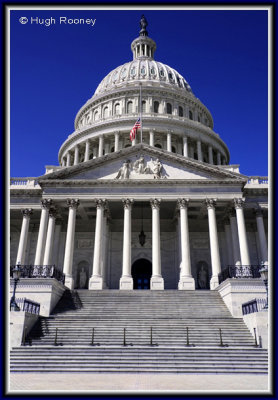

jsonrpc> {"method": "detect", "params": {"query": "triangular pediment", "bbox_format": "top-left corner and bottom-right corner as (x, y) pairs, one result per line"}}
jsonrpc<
(39, 144), (247, 183)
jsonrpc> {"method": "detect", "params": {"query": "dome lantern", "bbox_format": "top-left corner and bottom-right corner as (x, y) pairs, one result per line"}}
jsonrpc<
(131, 15), (156, 61)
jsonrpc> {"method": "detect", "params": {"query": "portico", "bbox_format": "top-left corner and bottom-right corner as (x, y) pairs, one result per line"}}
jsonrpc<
(11, 145), (268, 291)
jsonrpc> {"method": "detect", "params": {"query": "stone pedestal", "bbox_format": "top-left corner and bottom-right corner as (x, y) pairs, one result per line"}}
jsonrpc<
(210, 275), (219, 290)
(119, 276), (133, 290)
(64, 275), (74, 290)
(150, 276), (164, 290)
(89, 276), (104, 290)
(178, 276), (195, 290)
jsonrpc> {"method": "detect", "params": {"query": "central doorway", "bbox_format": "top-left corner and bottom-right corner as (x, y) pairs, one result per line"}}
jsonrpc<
(132, 259), (152, 290)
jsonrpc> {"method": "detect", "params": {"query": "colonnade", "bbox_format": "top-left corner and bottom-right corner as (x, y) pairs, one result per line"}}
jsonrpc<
(15, 197), (268, 290)
(61, 131), (227, 168)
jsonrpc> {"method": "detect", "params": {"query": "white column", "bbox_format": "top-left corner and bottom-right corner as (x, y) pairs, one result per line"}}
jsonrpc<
(52, 218), (62, 267)
(114, 132), (119, 152)
(255, 209), (268, 265)
(74, 146), (79, 165)
(224, 218), (233, 266)
(63, 199), (79, 289)
(16, 209), (33, 265)
(229, 210), (241, 265)
(150, 199), (164, 290)
(62, 158), (66, 167)
(43, 209), (57, 265)
(104, 143), (109, 155)
(177, 199), (195, 290)
(120, 199), (134, 290)
(167, 131), (172, 152)
(208, 146), (213, 164)
(84, 140), (90, 162)
(217, 151), (221, 165)
(34, 199), (52, 265)
(206, 199), (221, 289)
(101, 210), (109, 288)
(197, 140), (203, 161)
(66, 153), (71, 167)
(149, 130), (154, 147)
(234, 199), (251, 266)
(183, 136), (188, 157)
(89, 199), (106, 289)
(98, 136), (104, 157)
(93, 147), (97, 159)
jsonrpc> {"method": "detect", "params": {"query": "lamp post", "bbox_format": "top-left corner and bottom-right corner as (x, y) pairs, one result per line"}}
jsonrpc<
(259, 263), (268, 310)
(10, 264), (21, 311)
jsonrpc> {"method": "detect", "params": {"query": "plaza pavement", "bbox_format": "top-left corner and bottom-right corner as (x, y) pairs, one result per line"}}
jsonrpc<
(9, 373), (269, 394)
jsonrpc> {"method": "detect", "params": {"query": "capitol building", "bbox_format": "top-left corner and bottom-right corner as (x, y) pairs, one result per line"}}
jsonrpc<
(9, 16), (269, 382)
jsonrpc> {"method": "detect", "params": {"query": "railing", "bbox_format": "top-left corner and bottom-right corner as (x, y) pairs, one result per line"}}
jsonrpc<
(15, 298), (40, 315)
(10, 178), (40, 187)
(247, 176), (268, 185)
(10, 265), (65, 284)
(242, 298), (267, 315)
(218, 265), (261, 284)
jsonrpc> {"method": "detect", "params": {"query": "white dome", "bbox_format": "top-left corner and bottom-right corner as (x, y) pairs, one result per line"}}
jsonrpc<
(93, 59), (193, 97)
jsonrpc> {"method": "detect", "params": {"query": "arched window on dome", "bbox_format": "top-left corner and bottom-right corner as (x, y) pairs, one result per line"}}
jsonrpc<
(89, 152), (94, 160)
(178, 106), (184, 117)
(171, 146), (177, 153)
(127, 101), (133, 114)
(94, 110), (99, 121)
(189, 110), (193, 120)
(103, 107), (109, 119)
(155, 143), (162, 149)
(166, 103), (172, 115)
(141, 101), (146, 113)
(111, 147), (115, 153)
(114, 103), (120, 115)
(154, 101), (159, 113)
(125, 144), (131, 148)
(198, 113), (201, 122)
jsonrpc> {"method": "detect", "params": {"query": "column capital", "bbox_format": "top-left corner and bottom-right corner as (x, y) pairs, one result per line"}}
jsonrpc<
(49, 208), (58, 218)
(205, 198), (217, 209)
(21, 208), (33, 217)
(150, 198), (161, 210)
(95, 199), (106, 209)
(41, 199), (53, 209)
(122, 198), (134, 209)
(234, 198), (245, 209)
(177, 198), (189, 209)
(66, 198), (80, 209)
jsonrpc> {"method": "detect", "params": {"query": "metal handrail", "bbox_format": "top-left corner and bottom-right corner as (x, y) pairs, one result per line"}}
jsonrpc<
(10, 265), (65, 284)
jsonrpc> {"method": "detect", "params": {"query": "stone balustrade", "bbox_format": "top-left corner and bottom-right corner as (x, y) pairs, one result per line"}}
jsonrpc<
(247, 177), (268, 185)
(10, 178), (40, 188)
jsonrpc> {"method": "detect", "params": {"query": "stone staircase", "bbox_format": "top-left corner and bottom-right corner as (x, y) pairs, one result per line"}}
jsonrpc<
(10, 290), (268, 374)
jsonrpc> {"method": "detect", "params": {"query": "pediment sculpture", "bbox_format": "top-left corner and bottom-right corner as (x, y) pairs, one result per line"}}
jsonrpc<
(115, 156), (166, 179)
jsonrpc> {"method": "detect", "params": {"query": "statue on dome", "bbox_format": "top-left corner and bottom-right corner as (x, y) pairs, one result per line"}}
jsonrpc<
(115, 160), (131, 179)
(139, 15), (148, 37)
(133, 155), (151, 174)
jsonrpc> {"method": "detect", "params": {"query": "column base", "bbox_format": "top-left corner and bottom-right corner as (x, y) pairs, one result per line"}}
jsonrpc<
(210, 275), (219, 290)
(89, 276), (104, 290)
(150, 276), (164, 290)
(119, 276), (133, 290)
(178, 276), (195, 290)
(64, 275), (74, 290)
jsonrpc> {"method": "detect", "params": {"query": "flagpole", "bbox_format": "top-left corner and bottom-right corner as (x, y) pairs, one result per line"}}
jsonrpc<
(139, 83), (142, 143)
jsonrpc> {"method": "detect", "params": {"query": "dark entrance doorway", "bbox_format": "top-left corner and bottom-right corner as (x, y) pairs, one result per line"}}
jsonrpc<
(132, 259), (152, 290)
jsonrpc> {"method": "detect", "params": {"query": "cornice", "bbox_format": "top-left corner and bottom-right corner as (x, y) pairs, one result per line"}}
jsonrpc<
(38, 178), (246, 187)
(48, 144), (243, 182)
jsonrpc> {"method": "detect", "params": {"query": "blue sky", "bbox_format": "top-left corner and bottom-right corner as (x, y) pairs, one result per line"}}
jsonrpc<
(10, 8), (268, 177)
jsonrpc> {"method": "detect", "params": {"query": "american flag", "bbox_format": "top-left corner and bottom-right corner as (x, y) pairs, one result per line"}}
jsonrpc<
(130, 117), (141, 141)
